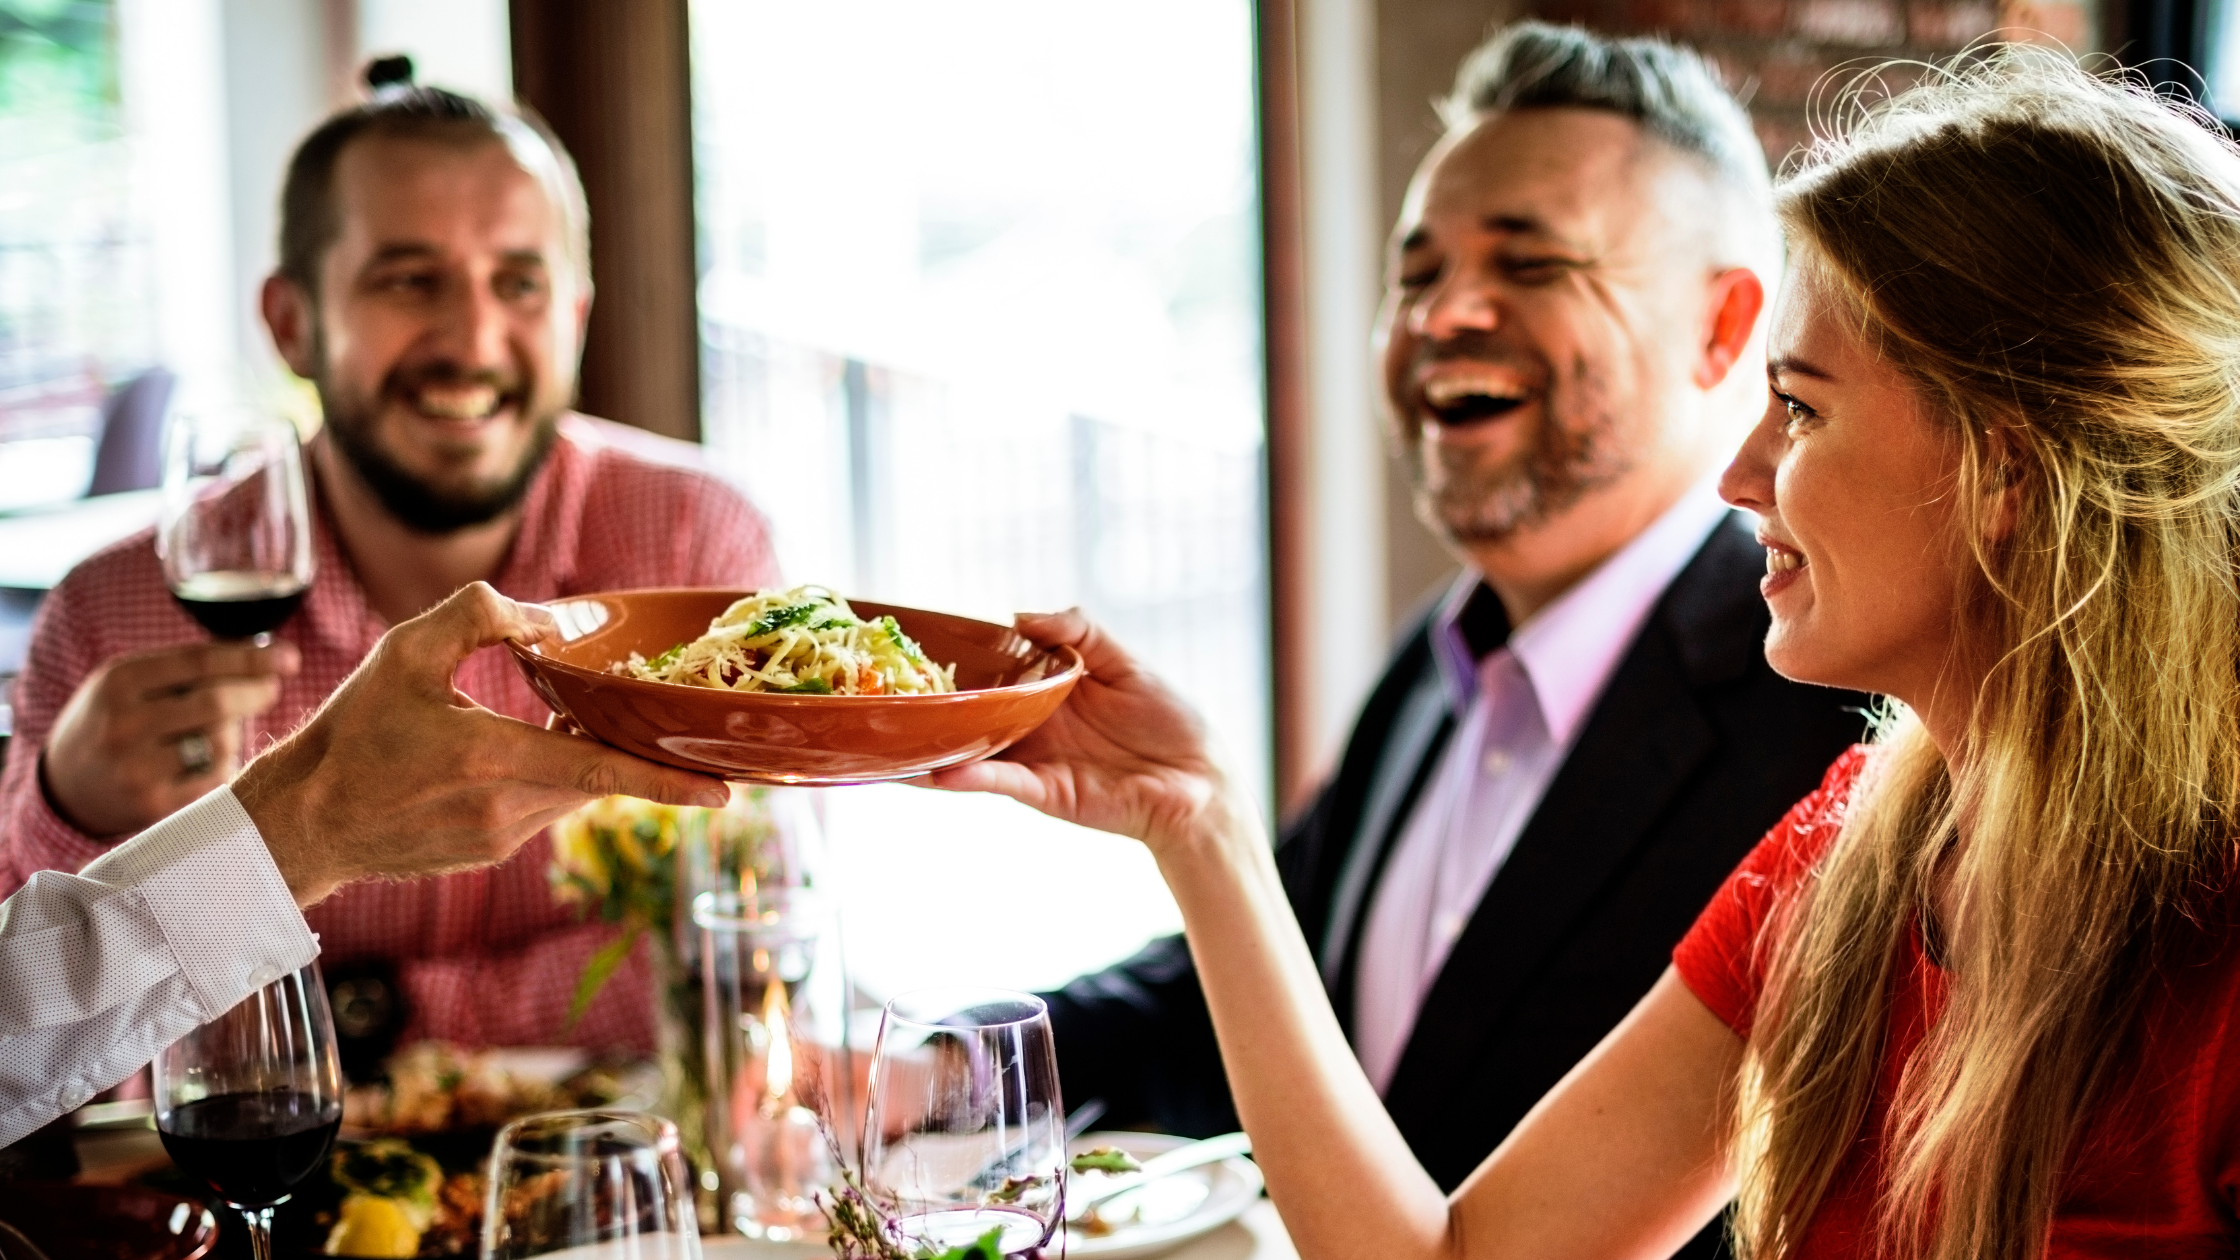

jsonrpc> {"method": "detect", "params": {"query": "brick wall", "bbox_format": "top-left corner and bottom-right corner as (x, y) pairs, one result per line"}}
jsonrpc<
(1529, 0), (2096, 156)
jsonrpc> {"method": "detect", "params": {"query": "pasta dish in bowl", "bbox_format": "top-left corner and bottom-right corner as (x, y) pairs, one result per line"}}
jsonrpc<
(506, 586), (1083, 784)
(614, 586), (957, 695)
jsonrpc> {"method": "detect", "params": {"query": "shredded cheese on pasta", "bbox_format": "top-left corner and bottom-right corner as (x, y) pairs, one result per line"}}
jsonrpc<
(614, 586), (957, 696)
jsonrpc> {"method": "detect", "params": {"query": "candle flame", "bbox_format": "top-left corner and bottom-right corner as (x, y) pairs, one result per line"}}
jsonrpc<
(763, 980), (794, 1102)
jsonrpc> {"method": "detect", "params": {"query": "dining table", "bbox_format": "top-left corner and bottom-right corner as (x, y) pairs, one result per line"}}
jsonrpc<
(698, 1201), (1298, 1260)
(67, 1110), (1301, 1260)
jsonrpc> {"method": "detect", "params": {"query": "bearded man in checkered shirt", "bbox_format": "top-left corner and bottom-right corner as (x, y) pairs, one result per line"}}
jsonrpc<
(0, 83), (778, 1055)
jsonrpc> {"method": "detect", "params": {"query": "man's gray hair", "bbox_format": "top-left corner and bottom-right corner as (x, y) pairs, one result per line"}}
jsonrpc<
(1442, 22), (1770, 203)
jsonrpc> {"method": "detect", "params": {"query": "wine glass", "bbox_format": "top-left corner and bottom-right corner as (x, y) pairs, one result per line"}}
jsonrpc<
(860, 989), (1064, 1257)
(154, 961), (344, 1260)
(158, 407), (315, 644)
(482, 1110), (703, 1259)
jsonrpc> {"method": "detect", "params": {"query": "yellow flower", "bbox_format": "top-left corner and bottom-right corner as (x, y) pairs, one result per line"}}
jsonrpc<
(550, 804), (616, 899)
(551, 795), (699, 912)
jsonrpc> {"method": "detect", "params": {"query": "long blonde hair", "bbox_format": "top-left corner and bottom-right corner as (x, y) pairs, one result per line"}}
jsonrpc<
(1731, 50), (2240, 1260)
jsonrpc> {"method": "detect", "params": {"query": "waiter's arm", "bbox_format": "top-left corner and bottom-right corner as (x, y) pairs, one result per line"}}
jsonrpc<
(0, 788), (314, 1145)
(0, 583), (727, 1144)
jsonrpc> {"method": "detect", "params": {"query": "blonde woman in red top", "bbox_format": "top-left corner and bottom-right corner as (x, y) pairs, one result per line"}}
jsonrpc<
(936, 48), (2240, 1260)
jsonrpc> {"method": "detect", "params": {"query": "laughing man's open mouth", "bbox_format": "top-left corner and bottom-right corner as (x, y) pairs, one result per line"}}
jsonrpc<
(405, 381), (516, 422)
(1423, 374), (1531, 426)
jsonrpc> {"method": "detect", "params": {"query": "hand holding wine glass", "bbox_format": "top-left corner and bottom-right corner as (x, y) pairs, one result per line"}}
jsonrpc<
(159, 407), (316, 645)
(860, 989), (1066, 1258)
(154, 961), (343, 1260)
(38, 407), (311, 836)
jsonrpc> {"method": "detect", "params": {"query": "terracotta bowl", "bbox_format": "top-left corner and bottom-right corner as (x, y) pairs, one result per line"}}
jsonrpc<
(508, 589), (1084, 785)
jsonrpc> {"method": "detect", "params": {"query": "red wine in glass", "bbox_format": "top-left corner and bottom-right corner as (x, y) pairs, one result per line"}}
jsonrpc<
(155, 962), (343, 1260)
(170, 571), (309, 642)
(158, 410), (316, 646)
(158, 1088), (340, 1208)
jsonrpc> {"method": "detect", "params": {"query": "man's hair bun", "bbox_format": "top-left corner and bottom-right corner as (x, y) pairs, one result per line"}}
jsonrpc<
(363, 54), (415, 92)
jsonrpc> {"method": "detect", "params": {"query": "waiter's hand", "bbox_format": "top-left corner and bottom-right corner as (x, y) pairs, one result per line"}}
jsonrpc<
(41, 640), (300, 837)
(234, 582), (729, 906)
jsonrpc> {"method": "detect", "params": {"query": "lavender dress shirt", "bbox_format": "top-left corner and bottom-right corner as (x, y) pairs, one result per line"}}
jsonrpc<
(1353, 476), (1734, 1092)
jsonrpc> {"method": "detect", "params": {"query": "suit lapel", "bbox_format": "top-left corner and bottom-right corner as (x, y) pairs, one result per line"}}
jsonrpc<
(1318, 667), (1454, 998)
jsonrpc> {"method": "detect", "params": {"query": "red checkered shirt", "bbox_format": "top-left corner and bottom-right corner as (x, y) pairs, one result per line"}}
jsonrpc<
(0, 414), (780, 1053)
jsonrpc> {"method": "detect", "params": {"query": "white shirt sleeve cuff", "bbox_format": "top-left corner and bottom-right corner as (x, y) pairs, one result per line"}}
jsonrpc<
(79, 787), (320, 1020)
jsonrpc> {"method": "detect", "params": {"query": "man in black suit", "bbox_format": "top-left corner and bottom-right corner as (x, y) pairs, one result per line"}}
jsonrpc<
(1040, 24), (1864, 1256)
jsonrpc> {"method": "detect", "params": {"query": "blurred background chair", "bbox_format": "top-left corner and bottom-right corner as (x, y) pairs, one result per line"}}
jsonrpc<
(86, 367), (173, 496)
(0, 366), (176, 751)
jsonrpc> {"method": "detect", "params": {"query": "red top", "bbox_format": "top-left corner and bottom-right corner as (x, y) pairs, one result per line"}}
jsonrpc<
(1675, 747), (2240, 1257)
(0, 416), (780, 1052)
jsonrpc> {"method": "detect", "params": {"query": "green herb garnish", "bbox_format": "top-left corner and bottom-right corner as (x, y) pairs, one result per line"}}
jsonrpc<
(782, 678), (834, 694)
(924, 1228), (1006, 1260)
(332, 1139), (440, 1204)
(1070, 1146), (1142, 1175)
(985, 1173), (1043, 1205)
(746, 602), (822, 638)
(642, 641), (687, 673)
(880, 615), (929, 664)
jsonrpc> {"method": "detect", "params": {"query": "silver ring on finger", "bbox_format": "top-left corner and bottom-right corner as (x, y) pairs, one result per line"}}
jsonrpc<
(176, 731), (215, 777)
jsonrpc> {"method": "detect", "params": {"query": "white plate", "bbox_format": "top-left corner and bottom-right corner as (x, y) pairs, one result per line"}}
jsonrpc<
(700, 1239), (824, 1258)
(698, 1132), (1264, 1260)
(1062, 1131), (1264, 1259)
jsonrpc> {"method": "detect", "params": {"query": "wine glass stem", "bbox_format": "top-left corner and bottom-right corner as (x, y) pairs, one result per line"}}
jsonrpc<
(241, 1206), (275, 1260)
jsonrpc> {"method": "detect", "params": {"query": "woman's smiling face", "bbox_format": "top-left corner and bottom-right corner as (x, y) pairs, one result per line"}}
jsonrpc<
(1719, 251), (1978, 717)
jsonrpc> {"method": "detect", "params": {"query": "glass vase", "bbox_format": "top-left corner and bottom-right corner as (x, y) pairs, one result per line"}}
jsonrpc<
(664, 787), (829, 1230)
(650, 924), (714, 1227)
(698, 884), (852, 1241)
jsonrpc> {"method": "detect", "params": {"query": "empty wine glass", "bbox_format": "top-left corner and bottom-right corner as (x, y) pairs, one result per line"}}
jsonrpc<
(482, 1110), (703, 1259)
(860, 989), (1064, 1257)
(158, 407), (315, 644)
(154, 961), (344, 1260)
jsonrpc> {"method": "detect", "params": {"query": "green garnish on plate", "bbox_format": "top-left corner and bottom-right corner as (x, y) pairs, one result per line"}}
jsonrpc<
(1070, 1146), (1142, 1175)
(923, 1227), (1006, 1260)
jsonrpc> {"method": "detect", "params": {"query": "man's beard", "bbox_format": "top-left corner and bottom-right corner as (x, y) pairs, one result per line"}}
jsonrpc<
(1406, 344), (1634, 545)
(318, 360), (560, 535)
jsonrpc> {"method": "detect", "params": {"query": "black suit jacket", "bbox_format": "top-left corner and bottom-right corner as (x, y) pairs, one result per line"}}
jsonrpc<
(1040, 514), (1869, 1255)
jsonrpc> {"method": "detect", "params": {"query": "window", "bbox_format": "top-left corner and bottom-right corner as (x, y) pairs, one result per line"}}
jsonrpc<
(690, 0), (1268, 997)
(2203, 0), (2240, 117)
(0, 0), (143, 511)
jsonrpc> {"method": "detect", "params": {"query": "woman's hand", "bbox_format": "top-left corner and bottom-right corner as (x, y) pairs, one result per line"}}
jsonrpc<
(923, 610), (1255, 854)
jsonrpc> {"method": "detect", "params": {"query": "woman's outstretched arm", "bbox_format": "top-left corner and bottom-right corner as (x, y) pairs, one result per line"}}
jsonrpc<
(929, 611), (1743, 1260)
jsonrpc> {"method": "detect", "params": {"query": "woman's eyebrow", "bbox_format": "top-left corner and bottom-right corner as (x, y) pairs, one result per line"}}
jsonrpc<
(1768, 355), (1835, 381)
